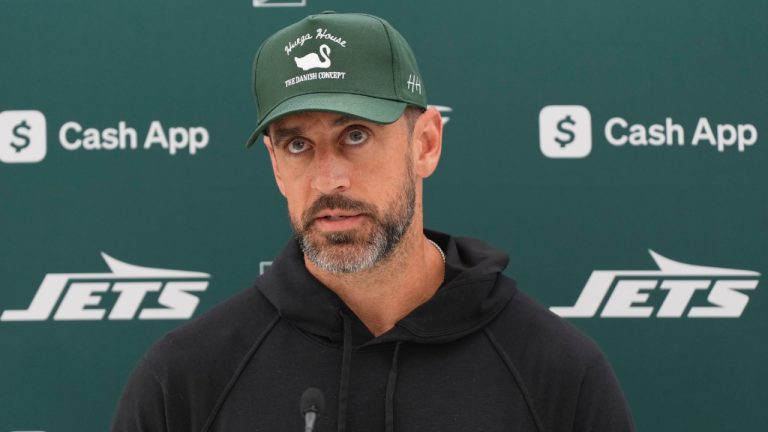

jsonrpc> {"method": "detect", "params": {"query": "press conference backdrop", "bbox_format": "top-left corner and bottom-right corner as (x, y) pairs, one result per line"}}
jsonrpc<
(1, 0), (765, 430)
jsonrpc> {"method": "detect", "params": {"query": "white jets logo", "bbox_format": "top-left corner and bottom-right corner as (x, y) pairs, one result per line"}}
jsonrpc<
(1, 253), (210, 321)
(550, 250), (759, 318)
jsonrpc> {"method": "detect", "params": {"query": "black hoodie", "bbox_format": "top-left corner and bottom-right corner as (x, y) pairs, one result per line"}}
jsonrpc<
(111, 230), (635, 432)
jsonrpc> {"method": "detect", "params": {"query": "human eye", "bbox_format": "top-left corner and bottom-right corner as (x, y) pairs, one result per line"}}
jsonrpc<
(342, 128), (369, 146)
(285, 138), (310, 154)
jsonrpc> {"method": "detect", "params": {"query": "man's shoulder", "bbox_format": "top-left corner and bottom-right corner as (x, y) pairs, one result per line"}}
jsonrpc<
(141, 284), (278, 379)
(488, 276), (606, 372)
(112, 284), (281, 431)
(487, 277), (634, 431)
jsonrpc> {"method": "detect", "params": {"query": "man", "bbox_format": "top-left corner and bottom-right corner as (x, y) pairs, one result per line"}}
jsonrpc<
(112, 12), (634, 432)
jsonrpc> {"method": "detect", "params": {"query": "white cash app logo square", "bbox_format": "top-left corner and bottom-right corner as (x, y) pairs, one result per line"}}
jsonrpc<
(539, 105), (592, 159)
(0, 110), (47, 163)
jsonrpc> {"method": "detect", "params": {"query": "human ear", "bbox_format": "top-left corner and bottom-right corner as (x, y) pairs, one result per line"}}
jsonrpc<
(412, 106), (443, 178)
(263, 135), (287, 197)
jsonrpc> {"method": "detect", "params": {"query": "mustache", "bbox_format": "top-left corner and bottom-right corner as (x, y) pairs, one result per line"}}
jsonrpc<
(301, 194), (377, 231)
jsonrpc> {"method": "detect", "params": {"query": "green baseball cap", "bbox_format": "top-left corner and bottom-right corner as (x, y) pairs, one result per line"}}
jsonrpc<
(245, 11), (428, 148)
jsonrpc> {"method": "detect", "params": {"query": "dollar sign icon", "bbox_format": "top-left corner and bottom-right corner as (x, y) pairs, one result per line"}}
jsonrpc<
(554, 115), (576, 147)
(10, 120), (32, 152)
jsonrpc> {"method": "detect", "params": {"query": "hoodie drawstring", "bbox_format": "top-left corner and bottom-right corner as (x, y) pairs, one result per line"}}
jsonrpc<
(337, 311), (403, 432)
(384, 341), (402, 432)
(337, 311), (353, 432)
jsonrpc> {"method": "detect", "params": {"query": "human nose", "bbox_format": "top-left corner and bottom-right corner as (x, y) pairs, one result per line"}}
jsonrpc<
(309, 147), (351, 194)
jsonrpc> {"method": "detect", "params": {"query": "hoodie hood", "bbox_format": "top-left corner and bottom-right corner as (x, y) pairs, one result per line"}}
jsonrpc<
(257, 229), (517, 347)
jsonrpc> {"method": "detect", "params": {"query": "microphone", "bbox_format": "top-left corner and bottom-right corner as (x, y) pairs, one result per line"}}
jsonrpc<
(300, 387), (325, 432)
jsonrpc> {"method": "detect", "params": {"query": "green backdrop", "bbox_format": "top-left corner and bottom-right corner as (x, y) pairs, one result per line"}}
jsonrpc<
(1, 0), (765, 430)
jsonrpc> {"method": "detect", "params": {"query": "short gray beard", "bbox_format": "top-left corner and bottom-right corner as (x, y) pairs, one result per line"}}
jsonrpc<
(294, 161), (416, 273)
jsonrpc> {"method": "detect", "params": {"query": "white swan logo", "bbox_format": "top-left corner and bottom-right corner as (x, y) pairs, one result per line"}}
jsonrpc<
(294, 44), (332, 71)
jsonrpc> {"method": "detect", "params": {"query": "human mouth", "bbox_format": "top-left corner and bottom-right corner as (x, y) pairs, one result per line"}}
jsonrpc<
(315, 210), (362, 220)
(313, 211), (365, 230)
(323, 215), (353, 221)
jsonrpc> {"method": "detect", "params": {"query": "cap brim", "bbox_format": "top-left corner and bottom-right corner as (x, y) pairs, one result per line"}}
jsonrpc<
(245, 93), (407, 148)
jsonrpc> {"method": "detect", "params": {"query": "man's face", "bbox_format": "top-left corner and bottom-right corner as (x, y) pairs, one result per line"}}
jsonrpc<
(265, 111), (417, 273)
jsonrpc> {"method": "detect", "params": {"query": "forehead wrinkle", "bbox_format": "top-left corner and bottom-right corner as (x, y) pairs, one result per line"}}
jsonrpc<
(315, 114), (354, 129)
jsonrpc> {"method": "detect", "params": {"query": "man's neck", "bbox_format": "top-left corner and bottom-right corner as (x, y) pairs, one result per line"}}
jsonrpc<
(305, 226), (445, 337)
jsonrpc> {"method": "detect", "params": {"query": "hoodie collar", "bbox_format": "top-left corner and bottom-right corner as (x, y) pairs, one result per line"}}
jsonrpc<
(256, 229), (517, 347)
